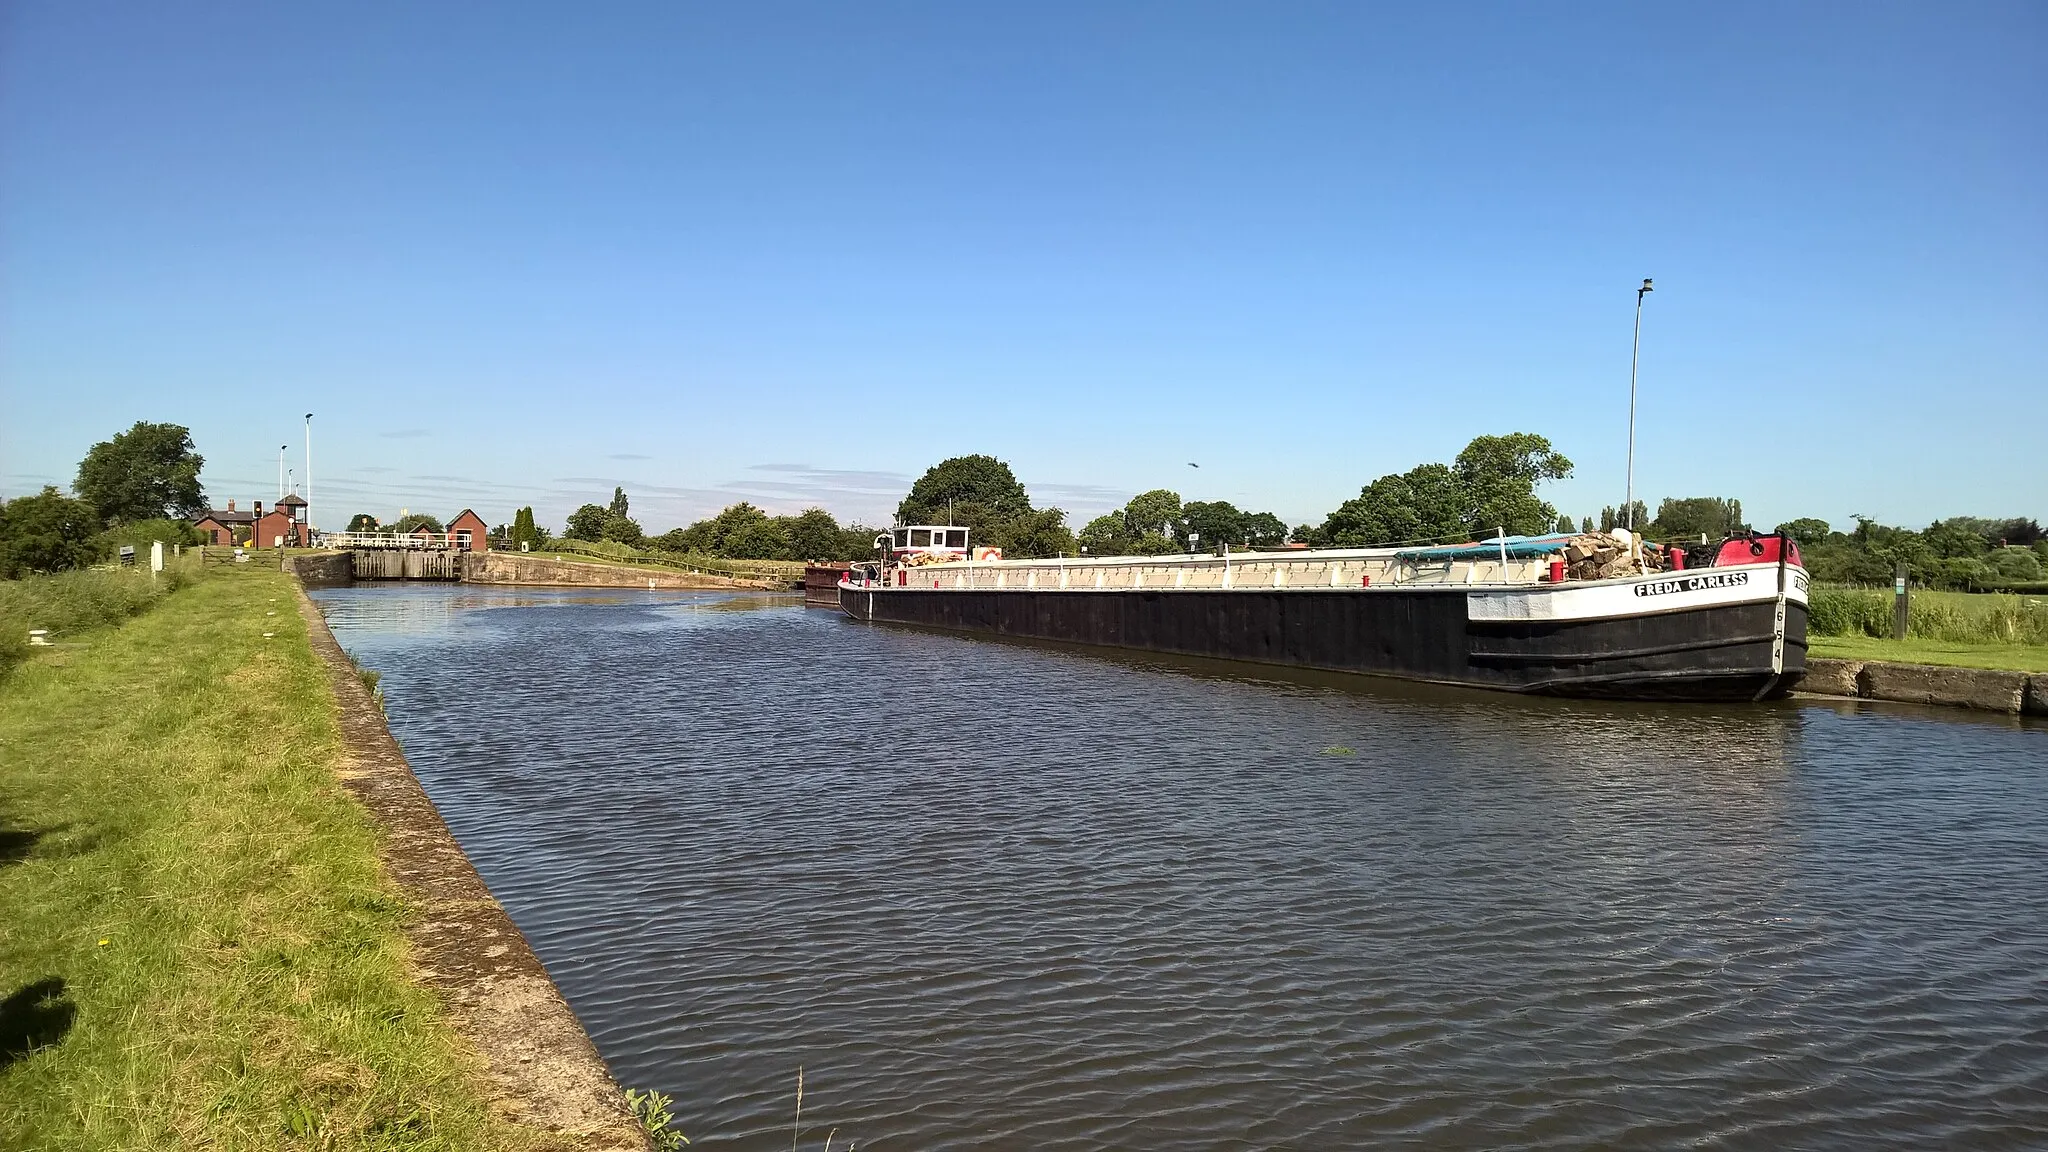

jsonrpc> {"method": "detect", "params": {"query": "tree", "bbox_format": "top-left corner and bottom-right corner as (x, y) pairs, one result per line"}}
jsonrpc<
(1454, 433), (1572, 536)
(988, 507), (1076, 558)
(1652, 497), (1746, 541)
(1123, 490), (1182, 537)
(1243, 511), (1289, 548)
(1555, 514), (1575, 534)
(897, 455), (1031, 525)
(346, 513), (380, 533)
(1775, 518), (1832, 546)
(564, 504), (608, 541)
(1599, 502), (1648, 533)
(1180, 500), (1246, 550)
(609, 487), (631, 519)
(1580, 516), (1594, 534)
(0, 487), (102, 576)
(1078, 513), (1131, 555)
(785, 508), (844, 560)
(509, 507), (544, 549)
(1321, 463), (1468, 547)
(1988, 547), (2043, 582)
(74, 421), (207, 524)
(1291, 523), (1324, 546)
(389, 513), (445, 535)
(600, 510), (643, 546)
(723, 515), (791, 559)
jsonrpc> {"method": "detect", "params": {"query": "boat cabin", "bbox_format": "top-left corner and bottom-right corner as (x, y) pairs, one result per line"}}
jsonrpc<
(887, 525), (970, 559)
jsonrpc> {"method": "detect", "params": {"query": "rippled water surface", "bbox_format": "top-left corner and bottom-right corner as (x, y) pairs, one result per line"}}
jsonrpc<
(312, 585), (2048, 1149)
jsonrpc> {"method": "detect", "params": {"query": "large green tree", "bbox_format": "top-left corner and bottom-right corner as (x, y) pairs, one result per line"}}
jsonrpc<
(896, 455), (1032, 525)
(345, 513), (381, 533)
(1180, 500), (1246, 549)
(1652, 497), (1746, 541)
(564, 504), (608, 541)
(0, 487), (102, 576)
(784, 508), (845, 560)
(1321, 463), (1468, 547)
(74, 421), (207, 524)
(1123, 489), (1182, 537)
(1454, 432), (1573, 536)
(1242, 511), (1288, 548)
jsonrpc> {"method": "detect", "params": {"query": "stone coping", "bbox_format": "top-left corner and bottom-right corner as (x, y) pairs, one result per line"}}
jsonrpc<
(293, 584), (651, 1149)
(1800, 657), (2047, 716)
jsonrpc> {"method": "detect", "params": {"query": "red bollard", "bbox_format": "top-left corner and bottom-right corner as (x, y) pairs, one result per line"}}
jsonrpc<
(1669, 547), (1687, 571)
(1361, 574), (1372, 587)
(1548, 559), (1565, 583)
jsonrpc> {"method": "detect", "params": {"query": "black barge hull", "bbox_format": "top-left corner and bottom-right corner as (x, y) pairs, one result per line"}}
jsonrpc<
(838, 585), (1808, 701)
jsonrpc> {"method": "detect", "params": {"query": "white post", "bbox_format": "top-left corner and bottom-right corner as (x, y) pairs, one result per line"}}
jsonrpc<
(278, 445), (287, 499)
(304, 412), (314, 535)
(150, 540), (164, 575)
(1498, 526), (1509, 583)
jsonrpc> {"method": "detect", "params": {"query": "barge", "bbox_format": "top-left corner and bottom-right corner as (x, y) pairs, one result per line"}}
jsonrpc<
(840, 528), (1809, 701)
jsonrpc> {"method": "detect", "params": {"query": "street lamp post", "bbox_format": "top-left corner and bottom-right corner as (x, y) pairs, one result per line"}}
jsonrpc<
(1625, 278), (1653, 532)
(278, 445), (287, 499)
(304, 413), (314, 536)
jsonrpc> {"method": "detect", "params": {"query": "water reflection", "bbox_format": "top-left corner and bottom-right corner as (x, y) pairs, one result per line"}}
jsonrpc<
(311, 585), (2048, 1150)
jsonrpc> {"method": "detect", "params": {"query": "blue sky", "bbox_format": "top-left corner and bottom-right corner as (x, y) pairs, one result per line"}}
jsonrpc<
(3, 1), (2042, 535)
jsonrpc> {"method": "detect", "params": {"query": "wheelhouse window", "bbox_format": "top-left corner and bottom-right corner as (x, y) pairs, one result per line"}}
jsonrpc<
(893, 529), (909, 548)
(944, 529), (967, 548)
(910, 529), (931, 547)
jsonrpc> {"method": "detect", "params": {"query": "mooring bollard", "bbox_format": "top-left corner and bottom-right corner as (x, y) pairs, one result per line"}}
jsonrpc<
(1893, 562), (1910, 640)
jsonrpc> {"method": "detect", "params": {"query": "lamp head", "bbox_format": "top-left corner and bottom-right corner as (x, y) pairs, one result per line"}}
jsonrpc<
(1639, 278), (1654, 295)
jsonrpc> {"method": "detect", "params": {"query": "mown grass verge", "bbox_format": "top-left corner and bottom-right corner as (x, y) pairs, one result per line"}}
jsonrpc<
(0, 564), (201, 674)
(0, 565), (563, 1151)
(1807, 635), (2048, 675)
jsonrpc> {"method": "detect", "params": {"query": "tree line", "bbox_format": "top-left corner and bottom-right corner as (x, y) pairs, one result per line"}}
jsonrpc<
(0, 421), (208, 577)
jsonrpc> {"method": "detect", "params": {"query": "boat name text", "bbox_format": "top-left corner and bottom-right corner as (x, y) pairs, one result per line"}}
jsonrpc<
(1633, 571), (1751, 598)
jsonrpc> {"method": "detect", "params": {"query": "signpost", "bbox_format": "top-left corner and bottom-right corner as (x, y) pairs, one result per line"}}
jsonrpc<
(1893, 562), (1910, 640)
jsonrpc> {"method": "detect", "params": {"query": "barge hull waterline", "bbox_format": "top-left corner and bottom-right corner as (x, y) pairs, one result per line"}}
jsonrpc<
(838, 585), (1808, 702)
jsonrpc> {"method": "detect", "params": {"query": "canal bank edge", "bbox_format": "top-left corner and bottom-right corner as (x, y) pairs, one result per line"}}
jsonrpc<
(291, 584), (653, 1151)
(288, 549), (772, 590)
(1801, 656), (2048, 715)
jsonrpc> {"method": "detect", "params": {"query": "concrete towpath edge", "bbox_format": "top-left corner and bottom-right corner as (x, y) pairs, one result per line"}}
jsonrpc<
(1801, 656), (2046, 716)
(292, 582), (653, 1150)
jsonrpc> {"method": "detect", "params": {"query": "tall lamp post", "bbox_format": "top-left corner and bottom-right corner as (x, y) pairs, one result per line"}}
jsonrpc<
(1625, 278), (1653, 532)
(278, 445), (287, 499)
(304, 413), (314, 538)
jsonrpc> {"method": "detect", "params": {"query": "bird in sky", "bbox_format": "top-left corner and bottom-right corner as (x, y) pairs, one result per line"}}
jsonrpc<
(1187, 462), (1200, 468)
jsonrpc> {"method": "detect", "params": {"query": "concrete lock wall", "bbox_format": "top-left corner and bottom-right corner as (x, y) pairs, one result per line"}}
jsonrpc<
(461, 552), (746, 589)
(1803, 657), (2048, 716)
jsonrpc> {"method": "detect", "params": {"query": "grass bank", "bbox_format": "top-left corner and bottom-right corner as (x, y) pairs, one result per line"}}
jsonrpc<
(0, 565), (193, 674)
(1809, 586), (2048, 645)
(0, 565), (563, 1150)
(1807, 635), (2048, 675)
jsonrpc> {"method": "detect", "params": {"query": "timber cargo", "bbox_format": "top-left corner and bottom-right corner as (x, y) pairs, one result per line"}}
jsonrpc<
(839, 528), (1809, 702)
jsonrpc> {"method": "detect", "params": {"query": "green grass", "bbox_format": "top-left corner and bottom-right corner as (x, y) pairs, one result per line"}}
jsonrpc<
(0, 565), (197, 674)
(1808, 634), (2048, 675)
(1809, 585), (2048, 645)
(0, 565), (559, 1150)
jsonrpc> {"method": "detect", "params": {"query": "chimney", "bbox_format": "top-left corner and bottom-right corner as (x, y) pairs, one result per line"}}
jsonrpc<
(227, 499), (236, 512)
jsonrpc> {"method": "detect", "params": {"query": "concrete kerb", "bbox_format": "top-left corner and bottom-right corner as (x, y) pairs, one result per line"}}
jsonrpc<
(291, 582), (652, 1150)
(1799, 656), (2043, 716)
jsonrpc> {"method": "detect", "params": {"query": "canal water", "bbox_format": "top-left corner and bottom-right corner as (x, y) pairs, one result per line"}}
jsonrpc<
(310, 586), (2048, 1150)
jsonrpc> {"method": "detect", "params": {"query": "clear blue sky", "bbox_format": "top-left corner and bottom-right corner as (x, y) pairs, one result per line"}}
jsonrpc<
(3, 1), (2042, 535)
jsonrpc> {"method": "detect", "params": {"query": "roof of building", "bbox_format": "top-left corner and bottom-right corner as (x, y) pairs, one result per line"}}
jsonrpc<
(275, 493), (307, 507)
(198, 509), (256, 524)
(448, 508), (486, 524)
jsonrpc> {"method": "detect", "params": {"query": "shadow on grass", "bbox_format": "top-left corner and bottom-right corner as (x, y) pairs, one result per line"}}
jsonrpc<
(0, 825), (49, 868)
(1, 977), (76, 1067)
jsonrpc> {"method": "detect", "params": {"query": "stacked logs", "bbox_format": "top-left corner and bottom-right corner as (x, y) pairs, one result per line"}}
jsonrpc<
(1559, 531), (1668, 580)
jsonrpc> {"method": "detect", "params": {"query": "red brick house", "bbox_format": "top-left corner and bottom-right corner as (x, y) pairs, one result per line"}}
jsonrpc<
(250, 494), (307, 548)
(193, 499), (256, 545)
(447, 509), (489, 551)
